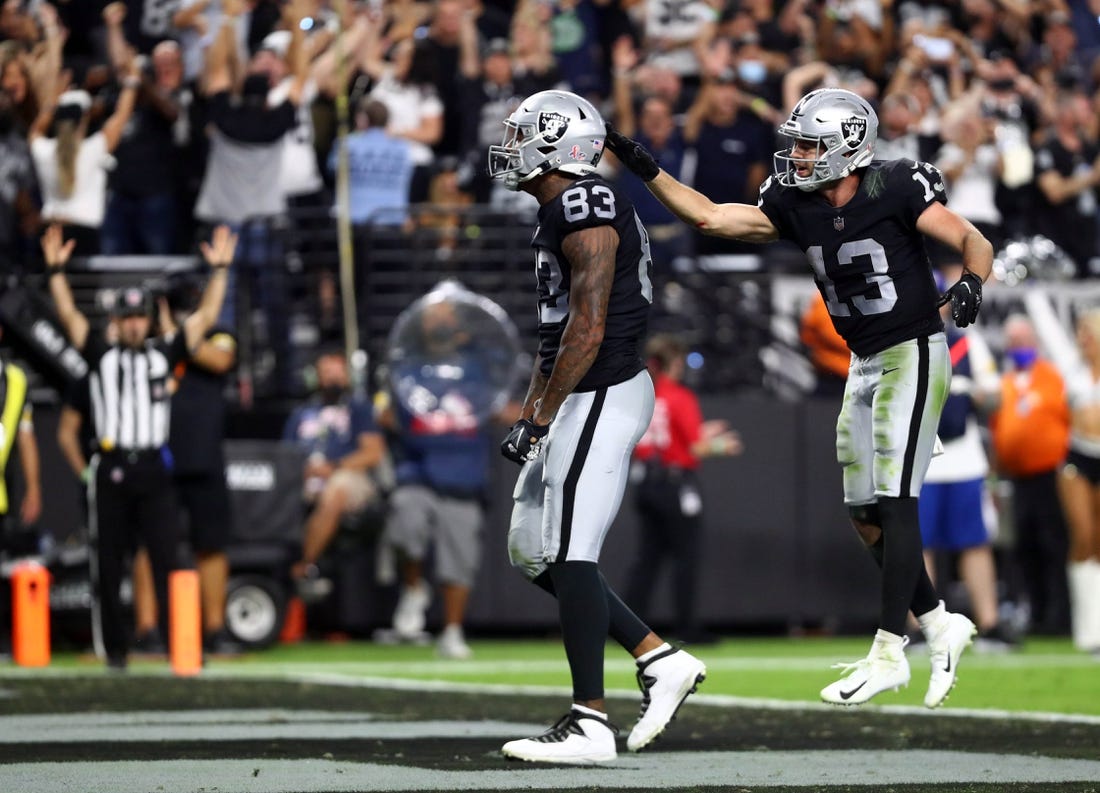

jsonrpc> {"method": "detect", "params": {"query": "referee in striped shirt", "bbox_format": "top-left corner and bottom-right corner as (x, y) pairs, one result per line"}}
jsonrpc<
(47, 224), (237, 670)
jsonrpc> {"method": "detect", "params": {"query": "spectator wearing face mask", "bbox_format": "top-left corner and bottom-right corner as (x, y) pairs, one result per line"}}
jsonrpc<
(989, 314), (1071, 637)
(285, 349), (388, 588)
(193, 0), (308, 396)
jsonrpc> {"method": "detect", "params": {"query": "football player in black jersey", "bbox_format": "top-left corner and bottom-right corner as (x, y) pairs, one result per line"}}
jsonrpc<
(489, 90), (706, 764)
(607, 88), (993, 708)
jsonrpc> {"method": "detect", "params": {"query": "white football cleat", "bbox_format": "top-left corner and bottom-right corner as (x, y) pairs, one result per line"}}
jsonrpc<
(923, 611), (977, 708)
(627, 647), (707, 752)
(501, 706), (618, 765)
(821, 632), (910, 705)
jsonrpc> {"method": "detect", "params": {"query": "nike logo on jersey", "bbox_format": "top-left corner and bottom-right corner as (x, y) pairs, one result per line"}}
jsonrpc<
(840, 681), (867, 701)
(882, 367), (899, 376)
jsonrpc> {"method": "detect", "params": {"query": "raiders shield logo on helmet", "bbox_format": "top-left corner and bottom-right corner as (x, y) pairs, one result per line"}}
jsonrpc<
(841, 116), (867, 146)
(537, 111), (570, 143)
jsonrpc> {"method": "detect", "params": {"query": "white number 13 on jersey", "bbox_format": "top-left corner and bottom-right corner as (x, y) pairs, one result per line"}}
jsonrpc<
(807, 239), (898, 317)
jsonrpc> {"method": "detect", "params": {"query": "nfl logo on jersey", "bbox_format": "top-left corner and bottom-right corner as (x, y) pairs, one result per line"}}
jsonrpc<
(833, 216), (845, 231)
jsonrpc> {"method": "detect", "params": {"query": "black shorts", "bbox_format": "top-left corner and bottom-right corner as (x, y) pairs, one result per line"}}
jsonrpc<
(175, 472), (233, 553)
(1066, 448), (1100, 486)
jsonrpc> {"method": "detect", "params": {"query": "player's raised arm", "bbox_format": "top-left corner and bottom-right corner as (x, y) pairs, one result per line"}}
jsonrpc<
(605, 124), (779, 243)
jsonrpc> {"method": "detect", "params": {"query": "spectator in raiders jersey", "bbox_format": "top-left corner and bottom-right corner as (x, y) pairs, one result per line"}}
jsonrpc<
(609, 87), (994, 708)
(1032, 89), (1100, 279)
(491, 90), (707, 765)
(101, 4), (183, 255)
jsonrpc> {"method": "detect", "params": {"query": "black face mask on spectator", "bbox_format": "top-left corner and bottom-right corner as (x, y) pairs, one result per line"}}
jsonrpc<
(241, 73), (270, 104)
(320, 384), (347, 405)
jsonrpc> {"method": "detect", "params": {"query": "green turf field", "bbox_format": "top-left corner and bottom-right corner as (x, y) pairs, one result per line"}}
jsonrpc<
(37, 635), (1098, 716)
(3, 636), (1099, 792)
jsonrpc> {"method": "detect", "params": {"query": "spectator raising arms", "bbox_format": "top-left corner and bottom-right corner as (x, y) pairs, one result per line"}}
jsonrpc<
(29, 60), (141, 256)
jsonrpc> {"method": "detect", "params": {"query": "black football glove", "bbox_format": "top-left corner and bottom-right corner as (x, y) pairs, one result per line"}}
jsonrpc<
(604, 123), (660, 182)
(501, 418), (550, 465)
(937, 270), (983, 328)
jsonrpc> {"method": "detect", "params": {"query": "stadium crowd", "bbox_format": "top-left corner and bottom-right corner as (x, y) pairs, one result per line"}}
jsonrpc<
(0, 0), (1096, 274)
(1, 0), (1100, 663)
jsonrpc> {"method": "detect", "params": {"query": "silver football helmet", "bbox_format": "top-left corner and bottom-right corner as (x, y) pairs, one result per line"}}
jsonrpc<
(774, 88), (878, 191)
(487, 90), (605, 191)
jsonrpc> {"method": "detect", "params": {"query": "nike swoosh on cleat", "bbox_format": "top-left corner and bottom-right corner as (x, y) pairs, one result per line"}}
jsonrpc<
(839, 681), (867, 701)
(944, 656), (951, 673)
(882, 367), (899, 376)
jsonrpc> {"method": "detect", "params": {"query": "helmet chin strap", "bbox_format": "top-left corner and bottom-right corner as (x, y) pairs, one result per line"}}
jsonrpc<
(512, 160), (555, 189)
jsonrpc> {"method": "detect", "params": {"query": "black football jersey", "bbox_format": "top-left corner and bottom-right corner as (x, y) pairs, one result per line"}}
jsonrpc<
(531, 175), (653, 391)
(758, 159), (947, 357)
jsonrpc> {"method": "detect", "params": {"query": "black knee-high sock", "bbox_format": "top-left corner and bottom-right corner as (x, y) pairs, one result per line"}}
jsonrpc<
(600, 572), (651, 652)
(547, 561), (609, 701)
(877, 496), (936, 635)
(532, 570), (652, 653)
(867, 537), (940, 618)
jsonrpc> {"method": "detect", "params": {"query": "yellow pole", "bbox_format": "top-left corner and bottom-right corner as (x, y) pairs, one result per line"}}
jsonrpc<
(332, 0), (359, 360)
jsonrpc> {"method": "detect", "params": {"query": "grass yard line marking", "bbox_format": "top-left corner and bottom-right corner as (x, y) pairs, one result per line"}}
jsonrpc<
(203, 652), (1100, 676)
(5, 751), (1100, 791)
(199, 669), (1100, 726)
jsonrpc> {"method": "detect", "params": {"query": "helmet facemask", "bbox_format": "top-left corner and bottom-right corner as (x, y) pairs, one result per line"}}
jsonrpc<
(774, 131), (868, 191)
(487, 119), (545, 191)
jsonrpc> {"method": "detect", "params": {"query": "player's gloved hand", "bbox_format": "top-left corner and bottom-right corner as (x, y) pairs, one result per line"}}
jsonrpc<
(604, 123), (660, 182)
(937, 270), (983, 328)
(501, 418), (550, 465)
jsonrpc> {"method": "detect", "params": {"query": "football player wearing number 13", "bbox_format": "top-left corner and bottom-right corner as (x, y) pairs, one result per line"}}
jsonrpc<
(608, 88), (993, 708)
(489, 90), (706, 764)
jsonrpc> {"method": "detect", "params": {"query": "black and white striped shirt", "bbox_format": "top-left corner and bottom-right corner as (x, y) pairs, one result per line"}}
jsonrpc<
(82, 334), (187, 452)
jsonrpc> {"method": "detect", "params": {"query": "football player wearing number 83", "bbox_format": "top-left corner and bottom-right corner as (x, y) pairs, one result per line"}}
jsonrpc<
(608, 88), (993, 709)
(489, 90), (707, 764)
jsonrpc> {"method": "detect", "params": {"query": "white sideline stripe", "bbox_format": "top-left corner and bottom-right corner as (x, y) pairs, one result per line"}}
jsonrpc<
(4, 658), (1100, 726)
(210, 653), (1100, 673)
(0, 714), (548, 744)
(202, 669), (1100, 726)
(3, 752), (1100, 792)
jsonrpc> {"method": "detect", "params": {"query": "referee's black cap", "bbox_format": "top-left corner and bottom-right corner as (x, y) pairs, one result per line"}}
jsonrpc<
(112, 286), (153, 318)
